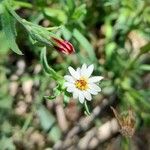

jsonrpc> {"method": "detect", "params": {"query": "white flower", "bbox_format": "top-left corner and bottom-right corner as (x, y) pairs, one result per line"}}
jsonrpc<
(64, 64), (103, 104)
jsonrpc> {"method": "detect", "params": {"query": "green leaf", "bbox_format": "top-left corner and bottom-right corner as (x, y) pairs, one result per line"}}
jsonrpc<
(44, 95), (56, 100)
(43, 8), (67, 24)
(1, 5), (23, 55)
(4, 1), (62, 49)
(37, 99), (62, 143)
(0, 136), (15, 150)
(48, 125), (62, 143)
(129, 89), (150, 111)
(73, 28), (96, 62)
(66, 0), (75, 11)
(37, 105), (56, 131)
(13, 1), (33, 9)
(0, 96), (12, 109)
(72, 4), (86, 21)
(61, 26), (72, 40)
(105, 21), (114, 40)
(0, 31), (9, 54)
(140, 42), (150, 54)
(0, 3), (3, 14)
(139, 64), (150, 71)
(44, 85), (61, 100)
(64, 94), (70, 105)
(105, 42), (117, 60)
(141, 112), (150, 126)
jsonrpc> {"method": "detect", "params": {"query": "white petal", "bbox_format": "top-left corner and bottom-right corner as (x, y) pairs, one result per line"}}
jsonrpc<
(64, 75), (75, 83)
(89, 76), (104, 83)
(89, 83), (101, 92)
(73, 88), (79, 99)
(67, 86), (75, 92)
(83, 91), (92, 101)
(86, 64), (94, 77)
(87, 89), (98, 95)
(80, 64), (87, 76)
(64, 82), (74, 88)
(76, 68), (81, 76)
(81, 64), (87, 70)
(68, 66), (80, 79)
(78, 92), (85, 104)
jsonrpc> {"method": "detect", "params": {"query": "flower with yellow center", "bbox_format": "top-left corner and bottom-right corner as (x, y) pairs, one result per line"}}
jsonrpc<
(64, 64), (103, 103)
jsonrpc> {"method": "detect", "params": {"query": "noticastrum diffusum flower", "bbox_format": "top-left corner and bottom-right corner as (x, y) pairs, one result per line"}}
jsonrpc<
(52, 37), (75, 55)
(64, 64), (103, 104)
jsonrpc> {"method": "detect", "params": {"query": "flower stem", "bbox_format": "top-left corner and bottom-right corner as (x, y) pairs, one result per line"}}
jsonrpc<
(40, 47), (64, 83)
(84, 101), (91, 115)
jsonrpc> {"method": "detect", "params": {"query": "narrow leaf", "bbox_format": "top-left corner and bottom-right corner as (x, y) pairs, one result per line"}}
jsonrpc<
(73, 28), (96, 62)
(139, 64), (150, 71)
(66, 0), (75, 11)
(37, 105), (55, 131)
(140, 42), (150, 54)
(1, 5), (23, 55)
(48, 125), (61, 143)
(72, 4), (86, 20)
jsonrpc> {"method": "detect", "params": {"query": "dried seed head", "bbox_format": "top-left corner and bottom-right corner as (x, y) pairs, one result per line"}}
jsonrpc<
(111, 106), (136, 138)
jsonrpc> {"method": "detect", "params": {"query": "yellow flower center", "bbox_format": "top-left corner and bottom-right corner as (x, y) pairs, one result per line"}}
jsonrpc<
(75, 78), (88, 91)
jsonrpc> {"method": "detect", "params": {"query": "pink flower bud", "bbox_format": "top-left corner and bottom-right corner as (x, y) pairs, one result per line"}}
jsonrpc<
(52, 37), (75, 55)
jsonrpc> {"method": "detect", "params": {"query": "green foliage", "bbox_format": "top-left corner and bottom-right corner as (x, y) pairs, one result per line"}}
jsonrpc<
(37, 105), (56, 131)
(73, 28), (96, 63)
(140, 42), (150, 54)
(0, 136), (15, 150)
(1, 2), (22, 55)
(0, 67), (12, 109)
(0, 0), (150, 149)
(37, 105), (61, 142)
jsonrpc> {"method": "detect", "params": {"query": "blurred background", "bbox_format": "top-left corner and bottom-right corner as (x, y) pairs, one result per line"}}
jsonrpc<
(0, 0), (150, 149)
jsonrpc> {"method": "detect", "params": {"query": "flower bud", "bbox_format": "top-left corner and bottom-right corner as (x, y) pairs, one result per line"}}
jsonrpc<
(51, 37), (75, 54)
